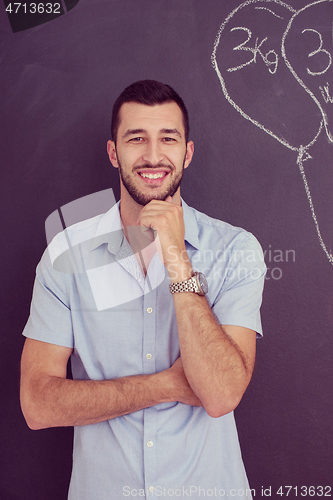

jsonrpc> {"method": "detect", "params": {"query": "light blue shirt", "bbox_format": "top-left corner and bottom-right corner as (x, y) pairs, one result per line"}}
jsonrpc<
(23, 199), (266, 500)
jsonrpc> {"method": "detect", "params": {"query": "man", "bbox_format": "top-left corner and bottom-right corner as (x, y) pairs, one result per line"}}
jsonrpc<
(21, 80), (266, 499)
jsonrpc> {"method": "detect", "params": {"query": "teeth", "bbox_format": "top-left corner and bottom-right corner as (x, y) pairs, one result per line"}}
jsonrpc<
(140, 172), (165, 179)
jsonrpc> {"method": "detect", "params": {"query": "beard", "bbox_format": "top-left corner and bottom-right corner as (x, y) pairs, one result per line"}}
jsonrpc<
(117, 158), (186, 206)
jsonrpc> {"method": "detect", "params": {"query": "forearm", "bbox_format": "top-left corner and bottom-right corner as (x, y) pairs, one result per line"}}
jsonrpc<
(172, 291), (253, 417)
(169, 256), (253, 417)
(22, 370), (174, 430)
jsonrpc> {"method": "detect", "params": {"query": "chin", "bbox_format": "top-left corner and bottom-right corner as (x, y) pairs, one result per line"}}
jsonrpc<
(124, 183), (179, 206)
(134, 191), (172, 206)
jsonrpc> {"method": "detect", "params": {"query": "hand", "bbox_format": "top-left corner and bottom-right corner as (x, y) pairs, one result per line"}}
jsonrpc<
(167, 357), (203, 407)
(137, 197), (192, 281)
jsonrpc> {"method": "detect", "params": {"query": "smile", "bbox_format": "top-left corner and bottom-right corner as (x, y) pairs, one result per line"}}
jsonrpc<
(139, 172), (166, 179)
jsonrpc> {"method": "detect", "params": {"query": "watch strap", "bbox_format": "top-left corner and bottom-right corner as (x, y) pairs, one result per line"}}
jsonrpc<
(169, 276), (199, 294)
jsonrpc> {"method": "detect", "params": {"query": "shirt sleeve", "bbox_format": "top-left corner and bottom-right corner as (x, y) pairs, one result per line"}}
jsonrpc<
(22, 247), (74, 348)
(211, 232), (266, 337)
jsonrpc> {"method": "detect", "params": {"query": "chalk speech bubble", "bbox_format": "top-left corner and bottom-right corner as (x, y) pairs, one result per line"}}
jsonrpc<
(282, 0), (333, 145)
(212, 0), (324, 152)
(212, 0), (333, 266)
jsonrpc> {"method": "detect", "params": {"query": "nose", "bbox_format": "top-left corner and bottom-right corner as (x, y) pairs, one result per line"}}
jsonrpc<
(142, 140), (164, 165)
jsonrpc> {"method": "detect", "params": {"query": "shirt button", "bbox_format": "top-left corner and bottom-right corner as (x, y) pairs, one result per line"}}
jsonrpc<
(146, 353), (152, 360)
(148, 486), (154, 493)
(147, 440), (153, 447)
(146, 307), (153, 313)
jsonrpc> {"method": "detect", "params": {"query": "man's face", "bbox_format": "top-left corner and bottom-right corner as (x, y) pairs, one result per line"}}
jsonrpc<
(107, 101), (194, 206)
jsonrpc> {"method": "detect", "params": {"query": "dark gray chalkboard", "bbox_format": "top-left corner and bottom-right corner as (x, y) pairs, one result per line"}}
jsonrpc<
(1, 1), (332, 499)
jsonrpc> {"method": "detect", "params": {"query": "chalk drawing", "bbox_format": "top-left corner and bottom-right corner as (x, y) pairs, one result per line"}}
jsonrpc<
(301, 29), (332, 76)
(320, 82), (333, 103)
(281, 1), (333, 144)
(212, 0), (333, 266)
(227, 28), (279, 74)
(255, 6), (284, 19)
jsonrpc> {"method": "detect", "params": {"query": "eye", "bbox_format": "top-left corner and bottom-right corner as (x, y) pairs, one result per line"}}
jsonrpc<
(128, 137), (144, 142)
(162, 137), (177, 142)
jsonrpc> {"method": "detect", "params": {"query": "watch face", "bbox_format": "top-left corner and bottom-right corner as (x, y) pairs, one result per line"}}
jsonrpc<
(197, 272), (208, 295)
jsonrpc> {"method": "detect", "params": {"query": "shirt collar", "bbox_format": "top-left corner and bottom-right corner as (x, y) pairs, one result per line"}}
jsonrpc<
(182, 198), (200, 250)
(90, 198), (200, 254)
(90, 201), (124, 255)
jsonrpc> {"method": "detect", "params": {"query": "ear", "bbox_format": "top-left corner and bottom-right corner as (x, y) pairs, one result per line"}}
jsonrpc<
(184, 141), (194, 170)
(107, 140), (119, 169)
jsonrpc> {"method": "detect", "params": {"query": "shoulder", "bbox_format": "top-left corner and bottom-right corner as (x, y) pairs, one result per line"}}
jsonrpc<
(45, 202), (121, 266)
(45, 213), (104, 267)
(183, 201), (262, 254)
(192, 206), (244, 235)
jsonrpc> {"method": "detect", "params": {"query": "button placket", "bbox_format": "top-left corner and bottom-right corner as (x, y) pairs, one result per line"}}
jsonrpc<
(143, 407), (158, 494)
(142, 258), (162, 491)
(142, 289), (156, 376)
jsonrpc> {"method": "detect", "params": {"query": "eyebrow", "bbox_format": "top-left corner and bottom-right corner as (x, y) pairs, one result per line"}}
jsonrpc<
(122, 128), (182, 140)
(160, 128), (182, 138)
(122, 129), (145, 139)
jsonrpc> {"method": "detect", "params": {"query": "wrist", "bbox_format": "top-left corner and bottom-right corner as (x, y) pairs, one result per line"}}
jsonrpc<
(164, 247), (193, 283)
(152, 370), (178, 404)
(167, 260), (193, 283)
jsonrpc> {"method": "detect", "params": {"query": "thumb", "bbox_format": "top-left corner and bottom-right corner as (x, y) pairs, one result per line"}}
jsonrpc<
(165, 195), (173, 203)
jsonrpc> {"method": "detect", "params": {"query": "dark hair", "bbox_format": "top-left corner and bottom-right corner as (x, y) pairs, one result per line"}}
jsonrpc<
(111, 80), (189, 143)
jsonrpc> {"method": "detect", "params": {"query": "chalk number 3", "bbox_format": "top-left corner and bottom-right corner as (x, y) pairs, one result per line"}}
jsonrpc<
(302, 28), (332, 76)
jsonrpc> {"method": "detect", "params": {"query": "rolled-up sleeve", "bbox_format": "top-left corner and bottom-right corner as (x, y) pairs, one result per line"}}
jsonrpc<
(211, 233), (266, 336)
(22, 249), (74, 348)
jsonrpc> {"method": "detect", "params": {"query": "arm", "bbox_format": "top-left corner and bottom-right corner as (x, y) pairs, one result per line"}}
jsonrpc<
(172, 291), (256, 418)
(138, 198), (259, 418)
(20, 338), (202, 430)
